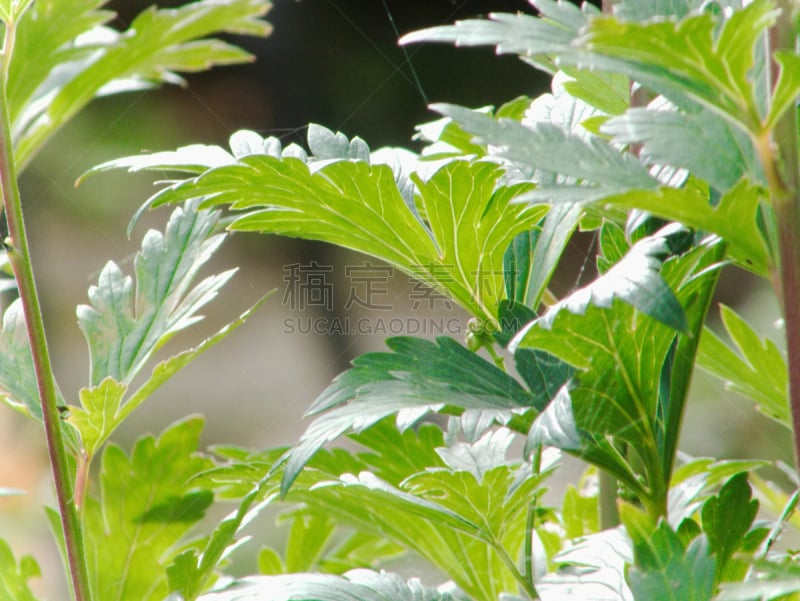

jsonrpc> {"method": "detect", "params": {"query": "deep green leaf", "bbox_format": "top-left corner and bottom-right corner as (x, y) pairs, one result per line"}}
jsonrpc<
(701, 473), (758, 584)
(196, 569), (455, 601)
(281, 336), (538, 493)
(83, 417), (215, 601)
(696, 304), (788, 426)
(621, 503), (716, 601)
(516, 235), (723, 501)
(0, 538), (41, 601)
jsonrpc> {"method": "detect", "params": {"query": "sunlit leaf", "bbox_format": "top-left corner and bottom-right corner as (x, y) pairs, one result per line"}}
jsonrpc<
(0, 539), (40, 601)
(696, 304), (788, 426)
(83, 418), (216, 601)
(12, 0), (272, 167)
(197, 569), (454, 601)
(77, 201), (234, 387)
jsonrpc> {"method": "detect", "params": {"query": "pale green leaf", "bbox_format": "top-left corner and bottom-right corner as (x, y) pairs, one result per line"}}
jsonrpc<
(12, 0), (270, 167)
(68, 377), (127, 458)
(83, 418), (215, 601)
(538, 528), (632, 601)
(0, 299), (43, 420)
(696, 304), (788, 426)
(77, 201), (234, 387)
(602, 104), (762, 193)
(433, 103), (658, 204)
(197, 569), (455, 601)
(145, 151), (542, 322)
(613, 0), (706, 21)
(0, 538), (40, 601)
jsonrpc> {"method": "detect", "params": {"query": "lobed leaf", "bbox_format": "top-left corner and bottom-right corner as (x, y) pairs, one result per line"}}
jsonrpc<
(696, 304), (788, 426)
(280, 336), (539, 493)
(83, 418), (216, 601)
(77, 201), (233, 387)
(0, 539), (40, 601)
(12, 0), (272, 167)
(196, 569), (455, 601)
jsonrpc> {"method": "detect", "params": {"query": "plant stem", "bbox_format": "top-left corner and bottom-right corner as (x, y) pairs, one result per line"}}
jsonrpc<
(0, 19), (92, 601)
(764, 3), (800, 469)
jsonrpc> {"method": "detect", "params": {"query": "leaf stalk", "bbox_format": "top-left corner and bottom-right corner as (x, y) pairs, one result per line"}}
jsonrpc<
(0, 16), (92, 601)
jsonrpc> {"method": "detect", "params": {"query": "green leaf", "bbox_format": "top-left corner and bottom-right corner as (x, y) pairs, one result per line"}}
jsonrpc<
(288, 440), (548, 601)
(515, 235), (723, 502)
(12, 0), (271, 167)
(280, 336), (539, 494)
(433, 103), (658, 204)
(0, 539), (40, 601)
(621, 503), (716, 601)
(561, 68), (630, 115)
(257, 547), (284, 575)
(144, 147), (543, 322)
(83, 417), (215, 601)
(696, 304), (788, 426)
(534, 223), (689, 332)
(77, 201), (233, 387)
(701, 473), (759, 584)
(602, 104), (762, 193)
(603, 180), (769, 276)
(765, 51), (800, 130)
(70, 295), (268, 459)
(580, 2), (777, 134)
(0, 0), (32, 22)
(195, 569), (455, 601)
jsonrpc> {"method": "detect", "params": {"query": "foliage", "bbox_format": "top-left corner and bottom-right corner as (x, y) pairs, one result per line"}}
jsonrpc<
(3, 1), (800, 601)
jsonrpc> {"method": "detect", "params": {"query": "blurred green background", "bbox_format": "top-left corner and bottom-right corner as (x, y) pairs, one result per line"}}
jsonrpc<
(0, 0), (792, 596)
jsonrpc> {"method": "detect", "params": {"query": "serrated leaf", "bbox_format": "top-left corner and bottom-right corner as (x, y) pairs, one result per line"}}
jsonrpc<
(580, 2), (776, 134)
(77, 201), (233, 387)
(399, 0), (595, 68)
(433, 103), (658, 204)
(538, 528), (633, 601)
(767, 51), (800, 130)
(622, 507), (716, 601)
(197, 569), (455, 601)
(697, 304), (788, 426)
(561, 68), (630, 115)
(13, 0), (271, 167)
(281, 336), (538, 493)
(604, 180), (769, 276)
(140, 150), (543, 323)
(83, 418), (215, 601)
(515, 235), (723, 503)
(701, 473), (758, 584)
(530, 223), (689, 333)
(602, 104), (762, 193)
(613, 0), (706, 21)
(0, 538), (41, 601)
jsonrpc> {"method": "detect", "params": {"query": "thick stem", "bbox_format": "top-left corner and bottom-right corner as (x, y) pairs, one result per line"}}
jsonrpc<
(0, 20), (92, 601)
(765, 3), (800, 468)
